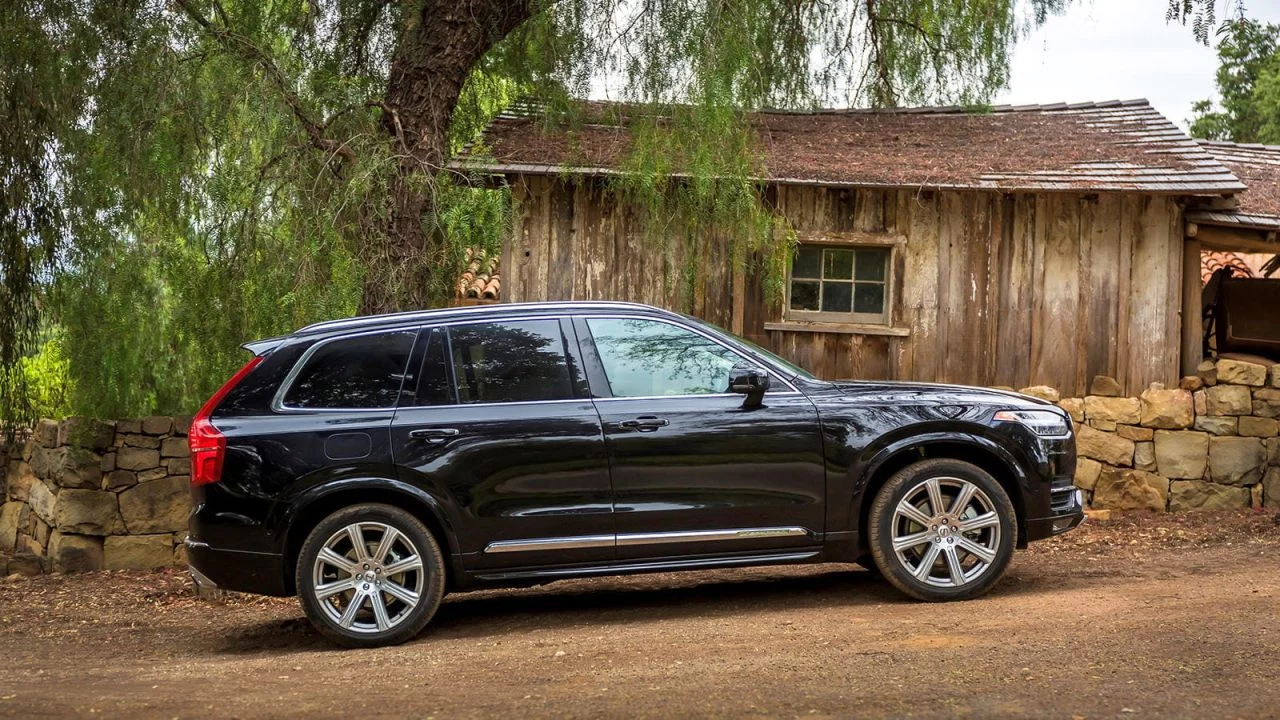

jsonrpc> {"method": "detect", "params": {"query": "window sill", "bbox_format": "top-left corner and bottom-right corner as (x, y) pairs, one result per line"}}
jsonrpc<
(764, 321), (911, 337)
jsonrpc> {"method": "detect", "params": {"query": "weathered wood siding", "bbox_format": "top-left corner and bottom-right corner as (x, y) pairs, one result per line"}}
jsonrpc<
(502, 175), (1184, 396)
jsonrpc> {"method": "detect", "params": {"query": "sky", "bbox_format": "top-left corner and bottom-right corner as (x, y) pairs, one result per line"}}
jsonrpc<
(999, 0), (1280, 128)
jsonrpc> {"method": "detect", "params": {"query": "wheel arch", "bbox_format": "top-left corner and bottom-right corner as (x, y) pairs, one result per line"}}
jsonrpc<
(281, 480), (459, 595)
(853, 434), (1029, 553)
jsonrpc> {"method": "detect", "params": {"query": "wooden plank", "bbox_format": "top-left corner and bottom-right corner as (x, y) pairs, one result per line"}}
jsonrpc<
(995, 194), (1035, 389)
(1029, 194), (1082, 391)
(1114, 195), (1134, 392)
(1126, 195), (1173, 392)
(1180, 236), (1202, 377)
(1082, 194), (1121, 394)
(901, 189), (942, 383)
(792, 230), (907, 246)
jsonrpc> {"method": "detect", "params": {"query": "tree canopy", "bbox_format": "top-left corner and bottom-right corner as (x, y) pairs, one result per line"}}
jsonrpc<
(1189, 18), (1280, 143)
(0, 0), (1246, 421)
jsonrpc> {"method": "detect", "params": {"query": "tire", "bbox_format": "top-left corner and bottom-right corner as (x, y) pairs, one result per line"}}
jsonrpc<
(867, 458), (1016, 602)
(295, 503), (446, 648)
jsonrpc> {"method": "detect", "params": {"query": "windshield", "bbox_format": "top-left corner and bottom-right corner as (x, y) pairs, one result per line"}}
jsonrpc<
(683, 315), (817, 381)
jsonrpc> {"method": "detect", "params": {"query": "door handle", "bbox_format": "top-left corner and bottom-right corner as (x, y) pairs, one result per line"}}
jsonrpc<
(409, 428), (460, 444)
(618, 416), (669, 432)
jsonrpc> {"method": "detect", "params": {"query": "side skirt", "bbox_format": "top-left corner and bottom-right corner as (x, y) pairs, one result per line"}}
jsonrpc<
(467, 548), (824, 585)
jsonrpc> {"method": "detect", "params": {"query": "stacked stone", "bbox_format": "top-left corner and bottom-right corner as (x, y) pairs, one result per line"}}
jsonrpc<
(1041, 358), (1280, 513)
(0, 416), (192, 575)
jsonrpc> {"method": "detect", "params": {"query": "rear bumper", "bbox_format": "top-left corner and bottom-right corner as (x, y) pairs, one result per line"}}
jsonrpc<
(1024, 488), (1086, 543)
(185, 537), (290, 597)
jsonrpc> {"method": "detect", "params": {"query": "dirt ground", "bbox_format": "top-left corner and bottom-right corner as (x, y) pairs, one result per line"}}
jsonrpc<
(2, 511), (1279, 719)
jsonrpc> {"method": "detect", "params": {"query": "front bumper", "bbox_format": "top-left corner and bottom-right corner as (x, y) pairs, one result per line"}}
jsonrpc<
(1024, 488), (1086, 543)
(185, 537), (291, 597)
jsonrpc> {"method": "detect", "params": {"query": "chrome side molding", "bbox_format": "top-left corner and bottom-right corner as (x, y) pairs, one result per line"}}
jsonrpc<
(483, 526), (813, 554)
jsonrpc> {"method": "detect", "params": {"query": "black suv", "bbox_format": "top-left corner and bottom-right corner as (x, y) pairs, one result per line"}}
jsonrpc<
(186, 301), (1083, 647)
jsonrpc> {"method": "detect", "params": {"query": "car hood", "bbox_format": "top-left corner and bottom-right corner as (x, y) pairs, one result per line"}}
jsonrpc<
(823, 380), (1056, 410)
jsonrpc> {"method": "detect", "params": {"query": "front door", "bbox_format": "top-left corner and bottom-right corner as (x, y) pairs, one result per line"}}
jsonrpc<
(391, 319), (614, 572)
(575, 316), (826, 561)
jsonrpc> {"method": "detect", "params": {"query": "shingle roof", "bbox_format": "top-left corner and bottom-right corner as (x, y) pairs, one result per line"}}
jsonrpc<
(453, 99), (1245, 195)
(1190, 141), (1280, 230)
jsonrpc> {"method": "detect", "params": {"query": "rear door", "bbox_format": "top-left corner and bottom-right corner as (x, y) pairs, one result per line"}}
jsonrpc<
(390, 318), (614, 572)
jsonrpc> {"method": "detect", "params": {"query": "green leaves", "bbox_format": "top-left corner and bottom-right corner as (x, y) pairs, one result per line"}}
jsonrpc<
(1189, 19), (1280, 143)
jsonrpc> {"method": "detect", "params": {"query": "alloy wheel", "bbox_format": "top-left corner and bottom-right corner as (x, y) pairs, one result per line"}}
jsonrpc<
(311, 522), (426, 634)
(889, 476), (1001, 588)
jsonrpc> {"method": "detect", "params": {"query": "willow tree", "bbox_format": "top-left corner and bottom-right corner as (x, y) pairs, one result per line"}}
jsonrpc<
(0, 0), (1245, 419)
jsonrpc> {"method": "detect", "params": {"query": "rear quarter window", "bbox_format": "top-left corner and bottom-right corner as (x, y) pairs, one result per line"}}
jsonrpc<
(282, 331), (417, 409)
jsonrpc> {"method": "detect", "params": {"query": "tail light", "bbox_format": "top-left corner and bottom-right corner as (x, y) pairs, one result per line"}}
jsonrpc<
(189, 356), (263, 487)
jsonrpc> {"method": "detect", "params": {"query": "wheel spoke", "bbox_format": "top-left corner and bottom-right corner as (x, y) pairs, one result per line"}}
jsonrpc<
(372, 527), (401, 566)
(892, 530), (933, 553)
(369, 591), (392, 630)
(957, 536), (997, 564)
(383, 554), (422, 576)
(318, 547), (356, 574)
(960, 512), (1000, 533)
(950, 483), (977, 517)
(314, 577), (356, 600)
(347, 525), (369, 562)
(925, 478), (946, 517)
(338, 593), (365, 629)
(381, 579), (419, 607)
(912, 542), (941, 580)
(896, 502), (934, 529)
(942, 545), (965, 586)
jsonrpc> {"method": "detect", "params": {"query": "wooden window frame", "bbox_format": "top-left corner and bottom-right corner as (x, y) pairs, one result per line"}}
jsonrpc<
(781, 231), (904, 329)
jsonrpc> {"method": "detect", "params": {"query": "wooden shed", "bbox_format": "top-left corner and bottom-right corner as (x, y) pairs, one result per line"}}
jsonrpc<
(453, 100), (1256, 396)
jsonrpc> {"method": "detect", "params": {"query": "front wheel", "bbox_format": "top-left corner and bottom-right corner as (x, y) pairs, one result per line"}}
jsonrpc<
(867, 459), (1016, 601)
(296, 503), (446, 648)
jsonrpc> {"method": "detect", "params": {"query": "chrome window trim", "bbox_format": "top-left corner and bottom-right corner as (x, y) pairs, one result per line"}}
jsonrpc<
(272, 327), (421, 414)
(592, 392), (803, 402)
(483, 526), (814, 554)
(581, 314), (802, 395)
(396, 397), (592, 411)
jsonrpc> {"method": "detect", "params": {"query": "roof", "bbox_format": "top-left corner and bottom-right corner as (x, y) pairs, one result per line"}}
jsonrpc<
(453, 99), (1245, 195)
(1189, 141), (1280, 230)
(1201, 250), (1260, 284)
(456, 249), (501, 301)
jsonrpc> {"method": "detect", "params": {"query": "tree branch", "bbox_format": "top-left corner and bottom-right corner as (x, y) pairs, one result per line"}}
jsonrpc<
(173, 0), (357, 167)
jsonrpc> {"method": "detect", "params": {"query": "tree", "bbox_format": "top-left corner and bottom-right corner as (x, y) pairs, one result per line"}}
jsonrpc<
(1189, 19), (1280, 142)
(0, 0), (1251, 420)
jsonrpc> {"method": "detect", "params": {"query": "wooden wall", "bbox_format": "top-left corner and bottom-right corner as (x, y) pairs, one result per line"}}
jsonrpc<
(502, 175), (1185, 396)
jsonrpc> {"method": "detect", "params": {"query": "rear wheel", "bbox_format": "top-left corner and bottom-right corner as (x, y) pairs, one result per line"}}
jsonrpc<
(867, 459), (1016, 601)
(296, 503), (446, 647)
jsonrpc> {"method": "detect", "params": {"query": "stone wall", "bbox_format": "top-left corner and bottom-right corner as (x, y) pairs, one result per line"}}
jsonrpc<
(2, 359), (1278, 576)
(0, 416), (191, 575)
(1017, 357), (1280, 512)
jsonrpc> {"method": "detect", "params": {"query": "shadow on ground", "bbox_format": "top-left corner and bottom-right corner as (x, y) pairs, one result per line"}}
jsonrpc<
(209, 558), (1119, 655)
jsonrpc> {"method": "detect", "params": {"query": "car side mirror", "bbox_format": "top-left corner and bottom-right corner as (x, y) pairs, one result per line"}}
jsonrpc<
(729, 365), (770, 408)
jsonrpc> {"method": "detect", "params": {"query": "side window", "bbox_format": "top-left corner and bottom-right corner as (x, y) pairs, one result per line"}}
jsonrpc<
(585, 318), (741, 397)
(447, 320), (576, 404)
(409, 328), (455, 406)
(283, 331), (416, 409)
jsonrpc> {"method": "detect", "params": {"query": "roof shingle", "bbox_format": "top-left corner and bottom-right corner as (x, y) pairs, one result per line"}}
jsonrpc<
(454, 99), (1244, 195)
(1194, 141), (1280, 227)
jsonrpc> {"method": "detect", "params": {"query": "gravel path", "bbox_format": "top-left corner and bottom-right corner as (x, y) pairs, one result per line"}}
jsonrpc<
(2, 511), (1278, 719)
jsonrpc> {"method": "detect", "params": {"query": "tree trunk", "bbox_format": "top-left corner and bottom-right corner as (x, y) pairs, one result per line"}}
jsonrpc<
(359, 0), (534, 315)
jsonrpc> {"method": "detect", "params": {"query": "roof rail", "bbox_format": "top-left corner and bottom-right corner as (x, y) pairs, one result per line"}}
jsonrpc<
(294, 300), (664, 336)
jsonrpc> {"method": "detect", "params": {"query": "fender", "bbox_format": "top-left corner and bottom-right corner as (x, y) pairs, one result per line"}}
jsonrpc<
(832, 423), (1035, 544)
(274, 469), (462, 561)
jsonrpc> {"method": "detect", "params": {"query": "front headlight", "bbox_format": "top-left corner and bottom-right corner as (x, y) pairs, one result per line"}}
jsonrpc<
(993, 409), (1071, 437)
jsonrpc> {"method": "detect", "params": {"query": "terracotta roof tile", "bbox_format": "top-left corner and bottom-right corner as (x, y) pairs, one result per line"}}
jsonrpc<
(453, 99), (1244, 195)
(1201, 250), (1257, 284)
(456, 249), (501, 301)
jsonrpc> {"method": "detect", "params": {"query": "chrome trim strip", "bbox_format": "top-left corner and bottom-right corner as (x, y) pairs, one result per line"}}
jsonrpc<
(614, 526), (812, 546)
(484, 534), (616, 554)
(592, 392), (803, 402)
(482, 526), (813, 553)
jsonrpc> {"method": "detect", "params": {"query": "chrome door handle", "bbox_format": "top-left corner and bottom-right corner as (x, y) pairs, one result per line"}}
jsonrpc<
(409, 428), (460, 444)
(618, 417), (669, 432)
